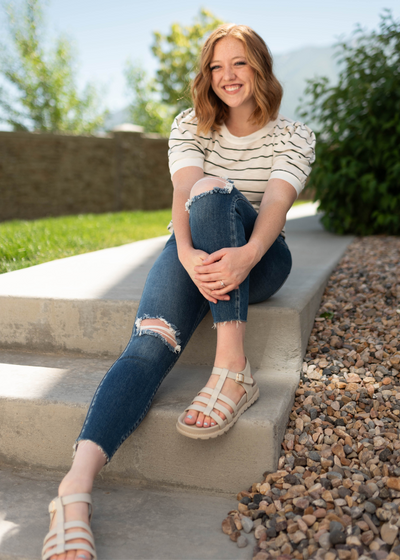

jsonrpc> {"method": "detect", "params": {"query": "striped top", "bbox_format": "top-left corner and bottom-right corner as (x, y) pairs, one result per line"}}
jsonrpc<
(168, 108), (316, 212)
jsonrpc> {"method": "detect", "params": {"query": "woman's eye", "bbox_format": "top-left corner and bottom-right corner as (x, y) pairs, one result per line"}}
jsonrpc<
(235, 61), (246, 66)
(210, 65), (220, 71)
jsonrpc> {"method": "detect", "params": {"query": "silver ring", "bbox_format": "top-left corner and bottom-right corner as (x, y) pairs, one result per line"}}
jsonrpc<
(220, 281), (225, 288)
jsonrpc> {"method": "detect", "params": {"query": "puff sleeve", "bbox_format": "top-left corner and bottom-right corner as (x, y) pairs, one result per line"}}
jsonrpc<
(270, 121), (316, 195)
(168, 109), (206, 177)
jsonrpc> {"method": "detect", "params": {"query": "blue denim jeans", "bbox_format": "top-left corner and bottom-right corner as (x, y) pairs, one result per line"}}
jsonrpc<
(76, 185), (292, 461)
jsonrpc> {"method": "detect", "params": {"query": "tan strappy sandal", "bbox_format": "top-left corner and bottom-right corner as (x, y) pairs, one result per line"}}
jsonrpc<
(176, 359), (259, 439)
(42, 493), (97, 560)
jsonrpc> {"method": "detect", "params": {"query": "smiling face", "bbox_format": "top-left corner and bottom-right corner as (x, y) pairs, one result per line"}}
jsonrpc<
(210, 36), (256, 115)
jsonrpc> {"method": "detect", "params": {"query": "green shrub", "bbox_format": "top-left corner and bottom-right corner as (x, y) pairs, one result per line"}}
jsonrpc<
(299, 11), (400, 235)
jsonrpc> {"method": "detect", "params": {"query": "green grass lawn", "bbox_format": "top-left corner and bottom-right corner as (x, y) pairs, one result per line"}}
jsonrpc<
(0, 210), (172, 274)
(0, 200), (312, 275)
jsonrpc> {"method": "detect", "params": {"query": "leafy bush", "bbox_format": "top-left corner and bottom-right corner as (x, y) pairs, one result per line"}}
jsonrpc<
(299, 11), (400, 235)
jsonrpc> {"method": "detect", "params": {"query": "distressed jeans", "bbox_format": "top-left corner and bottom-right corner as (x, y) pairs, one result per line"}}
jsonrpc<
(75, 184), (292, 461)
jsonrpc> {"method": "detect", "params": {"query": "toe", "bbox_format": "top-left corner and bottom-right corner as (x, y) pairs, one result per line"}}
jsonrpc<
(203, 415), (211, 428)
(184, 409), (198, 425)
(196, 412), (205, 427)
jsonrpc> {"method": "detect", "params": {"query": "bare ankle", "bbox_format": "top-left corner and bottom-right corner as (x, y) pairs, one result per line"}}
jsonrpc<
(59, 471), (94, 496)
(214, 356), (246, 372)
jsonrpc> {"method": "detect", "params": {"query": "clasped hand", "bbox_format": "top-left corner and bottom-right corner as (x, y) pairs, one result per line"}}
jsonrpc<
(180, 246), (256, 304)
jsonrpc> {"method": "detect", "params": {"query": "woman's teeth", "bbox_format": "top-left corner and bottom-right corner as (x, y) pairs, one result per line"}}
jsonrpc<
(224, 85), (241, 92)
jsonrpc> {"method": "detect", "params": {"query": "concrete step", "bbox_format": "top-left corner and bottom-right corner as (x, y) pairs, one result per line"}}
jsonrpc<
(0, 464), (253, 560)
(0, 212), (353, 493)
(0, 349), (296, 493)
(0, 214), (352, 374)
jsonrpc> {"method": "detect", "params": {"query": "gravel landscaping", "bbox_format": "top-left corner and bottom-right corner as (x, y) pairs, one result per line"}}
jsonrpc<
(222, 236), (400, 560)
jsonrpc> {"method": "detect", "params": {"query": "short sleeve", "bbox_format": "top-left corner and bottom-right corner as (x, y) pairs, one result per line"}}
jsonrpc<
(168, 109), (205, 177)
(270, 121), (316, 195)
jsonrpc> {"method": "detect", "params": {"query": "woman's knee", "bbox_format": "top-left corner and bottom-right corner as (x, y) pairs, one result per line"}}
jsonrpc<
(189, 177), (230, 199)
(135, 317), (181, 354)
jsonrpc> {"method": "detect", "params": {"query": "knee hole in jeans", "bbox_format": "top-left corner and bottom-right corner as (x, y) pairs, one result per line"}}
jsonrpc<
(189, 177), (229, 199)
(135, 316), (181, 354)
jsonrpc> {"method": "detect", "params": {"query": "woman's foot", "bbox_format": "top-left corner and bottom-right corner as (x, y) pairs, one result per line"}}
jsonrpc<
(46, 474), (94, 560)
(184, 357), (247, 428)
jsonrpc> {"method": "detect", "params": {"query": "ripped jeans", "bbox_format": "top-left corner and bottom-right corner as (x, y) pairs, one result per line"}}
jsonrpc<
(75, 183), (292, 462)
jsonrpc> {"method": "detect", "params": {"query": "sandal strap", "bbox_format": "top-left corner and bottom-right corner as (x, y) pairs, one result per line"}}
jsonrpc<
(213, 401), (234, 422)
(43, 493), (96, 560)
(196, 387), (237, 410)
(185, 402), (233, 425)
(202, 368), (229, 416)
(44, 521), (93, 542)
(44, 522), (94, 545)
(49, 493), (93, 520)
(209, 410), (225, 426)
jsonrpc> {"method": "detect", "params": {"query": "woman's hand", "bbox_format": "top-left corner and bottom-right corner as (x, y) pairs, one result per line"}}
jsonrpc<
(193, 245), (258, 296)
(179, 247), (230, 304)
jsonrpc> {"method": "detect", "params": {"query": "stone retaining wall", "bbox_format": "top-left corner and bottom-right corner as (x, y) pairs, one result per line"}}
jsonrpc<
(0, 130), (172, 222)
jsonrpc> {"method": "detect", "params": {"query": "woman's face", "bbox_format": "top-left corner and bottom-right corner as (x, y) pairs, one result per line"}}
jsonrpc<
(210, 36), (256, 113)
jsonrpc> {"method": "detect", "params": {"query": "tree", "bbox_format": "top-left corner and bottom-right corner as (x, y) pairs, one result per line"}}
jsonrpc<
(151, 8), (223, 114)
(0, 0), (107, 133)
(125, 8), (223, 134)
(299, 10), (400, 235)
(124, 61), (174, 136)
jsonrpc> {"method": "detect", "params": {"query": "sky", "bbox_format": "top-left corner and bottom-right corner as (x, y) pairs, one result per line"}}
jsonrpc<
(1, 0), (399, 113)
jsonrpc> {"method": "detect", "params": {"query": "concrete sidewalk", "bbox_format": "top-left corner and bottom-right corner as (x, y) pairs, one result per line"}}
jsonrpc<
(0, 465), (254, 560)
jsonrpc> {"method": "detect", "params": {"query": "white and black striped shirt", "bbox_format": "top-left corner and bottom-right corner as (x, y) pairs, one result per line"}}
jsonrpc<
(168, 108), (316, 212)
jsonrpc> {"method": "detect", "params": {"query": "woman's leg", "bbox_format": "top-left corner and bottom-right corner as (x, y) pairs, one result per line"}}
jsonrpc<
(183, 179), (291, 428)
(47, 235), (209, 560)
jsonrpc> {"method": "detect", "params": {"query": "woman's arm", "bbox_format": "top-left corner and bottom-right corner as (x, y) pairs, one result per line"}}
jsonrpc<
(246, 178), (297, 264)
(194, 178), (296, 295)
(171, 166), (229, 303)
(171, 166), (203, 260)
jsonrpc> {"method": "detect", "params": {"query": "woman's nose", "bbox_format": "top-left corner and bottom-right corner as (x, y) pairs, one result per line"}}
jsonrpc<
(223, 66), (236, 81)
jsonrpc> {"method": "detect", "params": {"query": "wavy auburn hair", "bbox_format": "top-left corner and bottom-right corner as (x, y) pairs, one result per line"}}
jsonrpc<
(191, 24), (283, 134)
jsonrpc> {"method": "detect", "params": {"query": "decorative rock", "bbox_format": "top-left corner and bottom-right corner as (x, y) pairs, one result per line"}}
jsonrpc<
(379, 449), (391, 462)
(380, 523), (398, 545)
(346, 535), (362, 546)
(387, 479), (400, 491)
(236, 535), (248, 548)
(254, 525), (266, 540)
(309, 451), (321, 462)
(293, 497), (310, 509)
(289, 530), (306, 544)
(303, 514), (316, 527)
(222, 517), (236, 535)
(330, 528), (347, 545)
(318, 532), (331, 550)
(240, 516), (253, 534)
(259, 482), (271, 495)
(360, 530), (375, 545)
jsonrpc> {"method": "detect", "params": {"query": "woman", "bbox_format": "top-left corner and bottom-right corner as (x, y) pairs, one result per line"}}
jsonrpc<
(42, 23), (315, 560)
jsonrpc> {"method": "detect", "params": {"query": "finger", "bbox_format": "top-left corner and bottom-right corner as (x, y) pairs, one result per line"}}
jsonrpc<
(210, 285), (236, 295)
(207, 281), (232, 292)
(203, 249), (226, 264)
(199, 287), (218, 304)
(194, 262), (223, 274)
(200, 287), (230, 302)
(194, 273), (222, 282)
(197, 251), (210, 262)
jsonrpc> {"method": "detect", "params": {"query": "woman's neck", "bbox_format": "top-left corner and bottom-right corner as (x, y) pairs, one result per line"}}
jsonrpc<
(225, 105), (264, 137)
